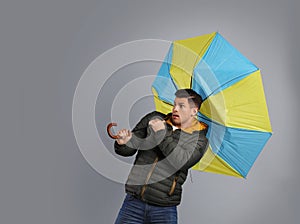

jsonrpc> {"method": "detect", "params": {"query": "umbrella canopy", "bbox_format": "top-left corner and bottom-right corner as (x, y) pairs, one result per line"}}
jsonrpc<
(152, 32), (272, 178)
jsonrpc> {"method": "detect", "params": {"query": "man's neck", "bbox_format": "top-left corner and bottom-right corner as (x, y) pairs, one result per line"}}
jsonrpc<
(179, 118), (196, 130)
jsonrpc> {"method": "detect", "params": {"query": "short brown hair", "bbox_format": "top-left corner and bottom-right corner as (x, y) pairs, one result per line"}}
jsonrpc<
(175, 89), (203, 110)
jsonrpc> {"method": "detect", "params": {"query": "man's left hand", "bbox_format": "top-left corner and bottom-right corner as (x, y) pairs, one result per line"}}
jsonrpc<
(149, 118), (166, 132)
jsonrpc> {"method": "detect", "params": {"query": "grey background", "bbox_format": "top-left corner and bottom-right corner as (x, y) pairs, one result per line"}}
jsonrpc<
(1, 0), (299, 223)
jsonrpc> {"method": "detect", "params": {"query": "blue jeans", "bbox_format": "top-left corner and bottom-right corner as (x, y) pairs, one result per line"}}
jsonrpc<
(115, 194), (178, 224)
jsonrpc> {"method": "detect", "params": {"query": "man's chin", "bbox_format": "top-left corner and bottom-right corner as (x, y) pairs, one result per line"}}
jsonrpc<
(171, 118), (180, 126)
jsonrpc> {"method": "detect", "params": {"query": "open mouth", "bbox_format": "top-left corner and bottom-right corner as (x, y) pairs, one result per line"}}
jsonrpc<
(172, 114), (180, 120)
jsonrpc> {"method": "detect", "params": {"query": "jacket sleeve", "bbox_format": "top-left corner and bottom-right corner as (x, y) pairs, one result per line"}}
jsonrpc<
(154, 130), (209, 171)
(114, 141), (137, 157)
(114, 111), (164, 157)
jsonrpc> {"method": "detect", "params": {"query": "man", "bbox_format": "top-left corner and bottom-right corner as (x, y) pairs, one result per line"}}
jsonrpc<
(114, 89), (209, 224)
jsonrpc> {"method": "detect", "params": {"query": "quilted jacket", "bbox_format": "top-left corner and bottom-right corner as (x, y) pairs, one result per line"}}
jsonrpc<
(115, 111), (208, 206)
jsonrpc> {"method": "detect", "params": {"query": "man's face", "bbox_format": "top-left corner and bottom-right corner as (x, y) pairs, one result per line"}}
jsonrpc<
(171, 97), (197, 128)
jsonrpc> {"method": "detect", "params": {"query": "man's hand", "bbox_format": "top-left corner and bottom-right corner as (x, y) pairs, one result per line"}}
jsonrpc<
(116, 129), (132, 145)
(149, 118), (166, 132)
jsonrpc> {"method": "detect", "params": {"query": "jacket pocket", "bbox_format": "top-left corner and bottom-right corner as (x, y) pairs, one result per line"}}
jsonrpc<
(168, 176), (179, 196)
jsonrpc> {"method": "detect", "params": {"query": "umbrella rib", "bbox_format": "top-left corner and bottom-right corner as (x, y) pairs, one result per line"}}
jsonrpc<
(208, 70), (258, 97)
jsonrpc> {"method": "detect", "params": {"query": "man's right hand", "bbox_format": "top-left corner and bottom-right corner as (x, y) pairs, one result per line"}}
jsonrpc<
(116, 129), (132, 145)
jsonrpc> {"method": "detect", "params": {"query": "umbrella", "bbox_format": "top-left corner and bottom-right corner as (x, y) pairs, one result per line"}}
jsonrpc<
(151, 32), (272, 178)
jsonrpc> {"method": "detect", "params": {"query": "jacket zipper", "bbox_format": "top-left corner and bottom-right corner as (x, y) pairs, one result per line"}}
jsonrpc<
(140, 156), (159, 199)
(168, 176), (179, 196)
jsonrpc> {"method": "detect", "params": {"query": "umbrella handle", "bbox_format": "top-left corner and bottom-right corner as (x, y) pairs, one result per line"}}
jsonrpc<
(107, 122), (120, 139)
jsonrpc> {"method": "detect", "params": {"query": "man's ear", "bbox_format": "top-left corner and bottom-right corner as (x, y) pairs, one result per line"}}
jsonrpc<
(192, 108), (198, 116)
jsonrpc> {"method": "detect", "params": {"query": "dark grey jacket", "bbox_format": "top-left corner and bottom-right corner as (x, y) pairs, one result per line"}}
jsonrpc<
(115, 111), (208, 206)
